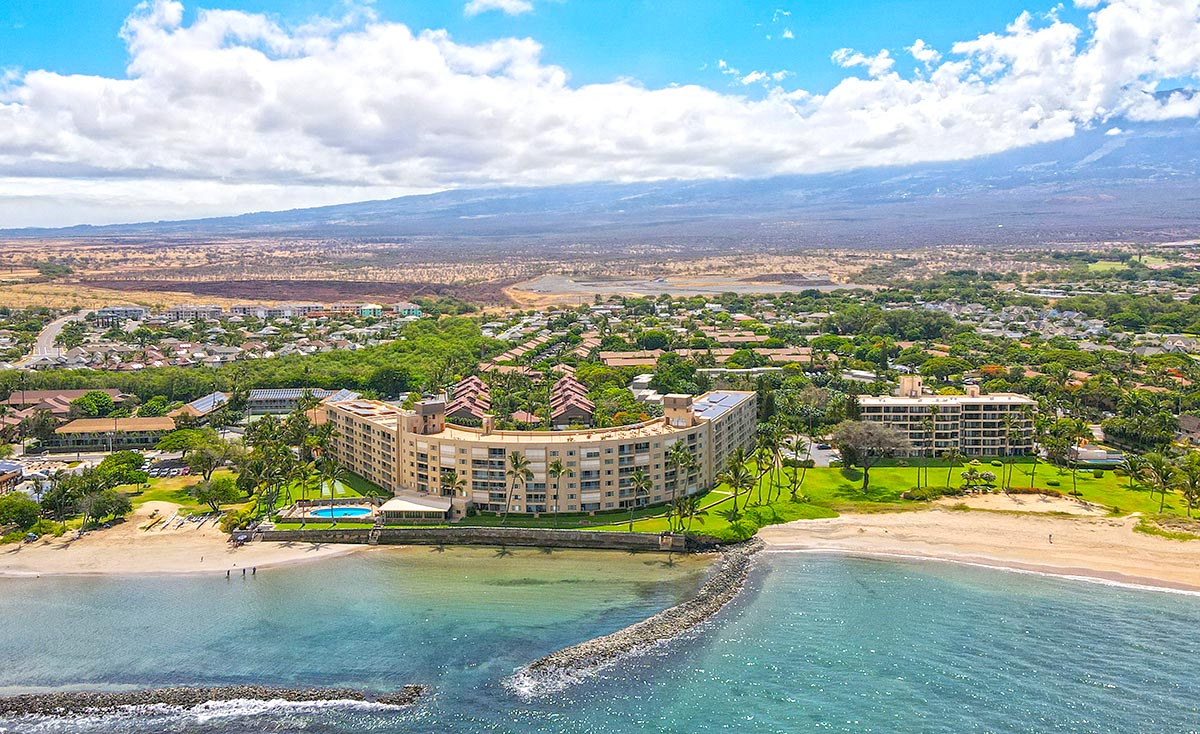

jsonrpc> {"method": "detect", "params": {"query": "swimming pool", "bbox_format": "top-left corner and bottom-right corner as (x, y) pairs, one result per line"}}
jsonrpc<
(309, 507), (372, 518)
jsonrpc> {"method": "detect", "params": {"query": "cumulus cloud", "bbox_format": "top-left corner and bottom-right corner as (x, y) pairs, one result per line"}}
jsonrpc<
(1, 0), (1199, 225)
(464, 0), (533, 17)
(781, 28), (795, 40)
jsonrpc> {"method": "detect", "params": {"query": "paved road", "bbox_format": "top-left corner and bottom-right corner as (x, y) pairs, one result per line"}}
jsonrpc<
(15, 310), (91, 366)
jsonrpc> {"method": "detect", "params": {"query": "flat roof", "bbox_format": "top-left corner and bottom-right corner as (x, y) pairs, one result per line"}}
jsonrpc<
(56, 416), (176, 434)
(692, 390), (756, 421)
(380, 495), (452, 512)
(859, 393), (1037, 406)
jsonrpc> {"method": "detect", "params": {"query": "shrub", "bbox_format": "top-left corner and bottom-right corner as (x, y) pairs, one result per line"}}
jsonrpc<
(901, 485), (962, 501)
(829, 460), (843, 468)
(991, 460), (1004, 467)
(897, 460), (909, 467)
(1046, 479), (1061, 487)
(1093, 469), (1105, 478)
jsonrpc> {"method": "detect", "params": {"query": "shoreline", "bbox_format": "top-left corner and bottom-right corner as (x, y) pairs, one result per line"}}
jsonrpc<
(766, 547), (1200, 595)
(757, 497), (1200, 594)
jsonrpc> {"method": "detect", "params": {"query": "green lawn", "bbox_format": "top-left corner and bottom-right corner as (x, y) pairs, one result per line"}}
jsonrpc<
(1087, 260), (1126, 272)
(119, 469), (239, 514)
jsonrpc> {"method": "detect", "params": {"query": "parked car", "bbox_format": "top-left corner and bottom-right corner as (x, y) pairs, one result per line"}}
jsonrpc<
(179, 467), (190, 475)
(816, 443), (832, 450)
(169, 469), (180, 477)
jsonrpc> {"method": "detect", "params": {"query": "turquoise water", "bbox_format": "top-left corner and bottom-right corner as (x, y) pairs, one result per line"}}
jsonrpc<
(309, 507), (372, 518)
(1, 549), (1198, 733)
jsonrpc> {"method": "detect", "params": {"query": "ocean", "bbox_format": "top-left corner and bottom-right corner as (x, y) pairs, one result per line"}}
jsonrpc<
(0, 547), (1197, 733)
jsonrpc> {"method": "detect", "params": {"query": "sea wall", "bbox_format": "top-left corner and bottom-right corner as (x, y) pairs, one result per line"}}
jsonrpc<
(0, 685), (425, 716)
(505, 538), (765, 696)
(254, 526), (691, 552)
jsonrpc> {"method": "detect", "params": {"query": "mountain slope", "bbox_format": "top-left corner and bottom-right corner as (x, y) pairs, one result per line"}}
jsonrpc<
(8, 117), (1200, 248)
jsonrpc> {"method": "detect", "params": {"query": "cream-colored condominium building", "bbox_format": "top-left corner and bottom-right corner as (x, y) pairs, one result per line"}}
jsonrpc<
(323, 390), (757, 518)
(859, 376), (1036, 457)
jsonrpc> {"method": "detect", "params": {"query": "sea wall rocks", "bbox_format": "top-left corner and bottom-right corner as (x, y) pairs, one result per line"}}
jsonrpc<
(0, 685), (425, 716)
(506, 538), (765, 696)
(256, 526), (691, 552)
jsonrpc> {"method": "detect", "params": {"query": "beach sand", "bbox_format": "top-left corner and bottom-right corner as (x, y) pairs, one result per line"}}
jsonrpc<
(0, 501), (364, 577)
(758, 495), (1200, 592)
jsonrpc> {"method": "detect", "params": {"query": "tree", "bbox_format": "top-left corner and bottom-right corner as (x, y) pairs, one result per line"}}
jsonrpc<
(78, 488), (132, 529)
(138, 395), (171, 417)
(1119, 454), (1146, 492)
(546, 458), (571, 529)
(830, 420), (912, 493)
(628, 467), (652, 531)
(1177, 454), (1200, 518)
(1143, 452), (1178, 514)
(19, 409), (57, 442)
(920, 357), (972, 383)
(717, 446), (754, 515)
(440, 469), (466, 498)
(0, 492), (39, 530)
(502, 451), (532, 525)
(186, 436), (236, 482)
(71, 391), (116, 418)
(316, 455), (347, 519)
(193, 476), (242, 512)
(942, 447), (965, 487)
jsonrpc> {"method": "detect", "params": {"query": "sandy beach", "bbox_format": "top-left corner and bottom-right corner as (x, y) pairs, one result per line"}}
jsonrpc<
(0, 501), (363, 577)
(757, 494), (1200, 592)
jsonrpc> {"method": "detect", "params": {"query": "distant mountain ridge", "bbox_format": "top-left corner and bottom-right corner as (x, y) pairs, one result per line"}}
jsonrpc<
(8, 115), (1200, 248)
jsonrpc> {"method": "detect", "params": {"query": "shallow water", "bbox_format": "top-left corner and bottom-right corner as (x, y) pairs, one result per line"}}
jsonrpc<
(0, 548), (1197, 733)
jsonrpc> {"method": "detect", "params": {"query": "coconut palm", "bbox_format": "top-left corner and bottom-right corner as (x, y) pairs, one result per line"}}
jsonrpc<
(1142, 452), (1178, 514)
(717, 446), (753, 515)
(547, 457), (572, 528)
(1177, 454), (1200, 518)
(666, 442), (697, 531)
(501, 451), (532, 525)
(942, 447), (964, 488)
(316, 455), (347, 524)
(1119, 454), (1146, 492)
(440, 469), (466, 498)
(628, 467), (652, 532)
(785, 435), (810, 503)
(1001, 413), (1020, 491)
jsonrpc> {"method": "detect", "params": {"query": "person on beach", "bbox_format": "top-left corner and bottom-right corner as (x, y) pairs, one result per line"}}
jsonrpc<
(1049, 534), (1053, 544)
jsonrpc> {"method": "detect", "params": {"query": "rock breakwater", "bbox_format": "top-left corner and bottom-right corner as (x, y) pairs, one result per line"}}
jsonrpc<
(0, 684), (425, 716)
(506, 539), (764, 696)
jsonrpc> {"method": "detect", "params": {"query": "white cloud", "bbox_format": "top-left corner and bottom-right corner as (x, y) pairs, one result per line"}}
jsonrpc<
(907, 39), (940, 65)
(740, 71), (768, 85)
(831, 47), (896, 77)
(1, 0), (1199, 226)
(781, 28), (794, 40)
(464, 0), (533, 17)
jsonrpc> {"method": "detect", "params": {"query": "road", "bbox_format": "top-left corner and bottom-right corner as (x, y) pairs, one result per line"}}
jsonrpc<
(15, 310), (91, 367)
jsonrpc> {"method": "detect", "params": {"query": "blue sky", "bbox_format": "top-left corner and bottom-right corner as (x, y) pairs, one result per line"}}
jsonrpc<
(1, 0), (1091, 93)
(0, 0), (1195, 227)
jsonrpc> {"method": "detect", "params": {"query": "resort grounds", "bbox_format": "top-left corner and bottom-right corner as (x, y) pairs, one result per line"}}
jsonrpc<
(3, 458), (1199, 590)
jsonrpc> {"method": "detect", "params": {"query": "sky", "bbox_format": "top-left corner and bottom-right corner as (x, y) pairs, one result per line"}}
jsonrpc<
(0, 0), (1198, 227)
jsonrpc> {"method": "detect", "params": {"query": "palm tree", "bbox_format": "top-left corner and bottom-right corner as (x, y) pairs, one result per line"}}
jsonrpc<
(1027, 414), (1050, 490)
(628, 467), (652, 531)
(666, 442), (697, 531)
(785, 435), (810, 503)
(547, 458), (571, 528)
(1143, 452), (1178, 514)
(1001, 413), (1019, 491)
(317, 455), (346, 524)
(1177, 454), (1200, 518)
(1119, 454), (1146, 492)
(440, 469), (466, 498)
(943, 447), (964, 488)
(501, 451), (532, 525)
(716, 447), (750, 515)
(926, 404), (941, 489)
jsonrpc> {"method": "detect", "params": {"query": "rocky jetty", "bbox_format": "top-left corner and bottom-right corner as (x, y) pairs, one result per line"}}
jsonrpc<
(507, 539), (764, 696)
(0, 684), (425, 716)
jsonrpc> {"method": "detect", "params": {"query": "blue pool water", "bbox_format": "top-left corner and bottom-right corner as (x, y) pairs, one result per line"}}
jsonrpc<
(0, 549), (1197, 733)
(309, 507), (372, 518)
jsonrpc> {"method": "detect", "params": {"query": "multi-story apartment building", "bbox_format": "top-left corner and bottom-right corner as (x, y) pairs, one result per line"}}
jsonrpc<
(859, 376), (1036, 457)
(166, 305), (225, 321)
(94, 306), (148, 325)
(323, 390), (757, 519)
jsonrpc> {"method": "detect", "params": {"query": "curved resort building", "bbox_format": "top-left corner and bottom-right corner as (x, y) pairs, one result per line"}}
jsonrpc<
(322, 390), (757, 520)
